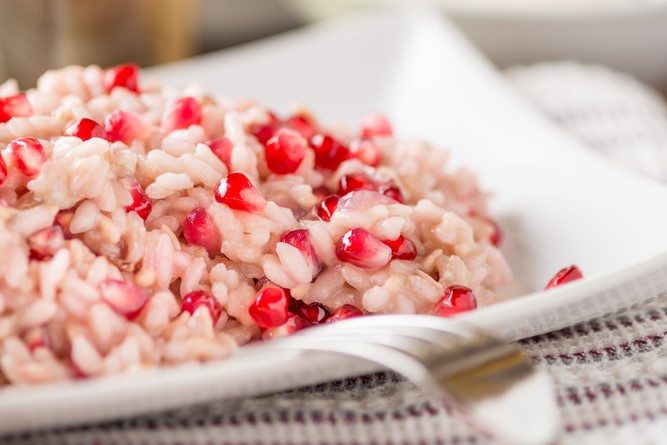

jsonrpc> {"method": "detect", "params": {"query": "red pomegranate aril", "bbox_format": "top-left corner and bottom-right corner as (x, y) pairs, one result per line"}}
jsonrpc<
(545, 265), (583, 290)
(360, 114), (393, 139)
(161, 97), (202, 134)
(266, 110), (281, 123)
(123, 180), (152, 220)
(338, 173), (376, 196)
(265, 128), (307, 174)
(0, 155), (7, 186)
(312, 186), (333, 200)
(0, 93), (32, 123)
(104, 110), (149, 143)
(28, 225), (65, 261)
(280, 229), (320, 277)
(104, 63), (140, 93)
(25, 328), (51, 352)
(310, 134), (350, 170)
(183, 207), (221, 253)
(64, 118), (108, 141)
(251, 122), (281, 145)
(349, 139), (381, 167)
(27, 227), (59, 257)
(8, 137), (46, 177)
(336, 228), (392, 269)
(55, 209), (75, 239)
(434, 285), (477, 317)
(488, 219), (502, 246)
(262, 313), (309, 340)
(316, 195), (339, 222)
(326, 304), (363, 323)
(207, 136), (233, 168)
(180, 290), (222, 324)
(383, 236), (417, 261)
(214, 172), (266, 214)
(290, 299), (330, 324)
(378, 184), (403, 203)
(99, 279), (149, 319)
(286, 114), (317, 140)
(248, 286), (289, 328)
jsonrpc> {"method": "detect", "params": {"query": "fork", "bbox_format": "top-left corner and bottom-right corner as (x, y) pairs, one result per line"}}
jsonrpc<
(235, 315), (559, 445)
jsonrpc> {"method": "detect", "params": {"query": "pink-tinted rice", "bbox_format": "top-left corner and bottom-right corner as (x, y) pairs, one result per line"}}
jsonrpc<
(0, 65), (511, 384)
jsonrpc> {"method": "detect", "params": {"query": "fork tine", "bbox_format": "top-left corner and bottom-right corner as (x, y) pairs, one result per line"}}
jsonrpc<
(235, 323), (559, 445)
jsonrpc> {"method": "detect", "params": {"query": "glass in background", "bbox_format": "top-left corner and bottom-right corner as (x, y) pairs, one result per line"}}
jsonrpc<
(0, 0), (201, 88)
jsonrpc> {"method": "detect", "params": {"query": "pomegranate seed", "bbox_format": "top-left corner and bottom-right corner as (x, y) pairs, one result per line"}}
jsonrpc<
(55, 209), (75, 239)
(64, 118), (108, 141)
(336, 228), (392, 269)
(286, 114), (317, 140)
(326, 304), (363, 323)
(123, 180), (152, 220)
(378, 184), (404, 203)
(99, 279), (149, 319)
(0, 155), (7, 186)
(104, 63), (140, 93)
(338, 173), (376, 196)
(207, 136), (233, 168)
(488, 219), (502, 246)
(250, 111), (282, 145)
(434, 285), (477, 317)
(545, 265), (583, 290)
(183, 207), (221, 252)
(248, 286), (289, 328)
(383, 236), (417, 261)
(265, 129), (307, 175)
(180, 290), (222, 324)
(104, 110), (149, 143)
(262, 313), (308, 340)
(7, 137), (46, 177)
(214, 172), (266, 214)
(161, 97), (202, 134)
(349, 139), (381, 167)
(360, 114), (393, 139)
(312, 186), (333, 200)
(251, 122), (281, 145)
(310, 134), (350, 170)
(316, 195), (339, 222)
(25, 328), (51, 352)
(0, 93), (32, 123)
(290, 299), (330, 324)
(265, 111), (281, 123)
(28, 225), (65, 260)
(338, 173), (404, 202)
(280, 229), (320, 277)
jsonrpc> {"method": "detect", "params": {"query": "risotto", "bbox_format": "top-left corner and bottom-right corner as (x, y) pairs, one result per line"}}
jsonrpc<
(0, 64), (511, 384)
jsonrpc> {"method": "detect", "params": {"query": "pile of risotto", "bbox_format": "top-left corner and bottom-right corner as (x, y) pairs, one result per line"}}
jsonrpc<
(0, 64), (511, 384)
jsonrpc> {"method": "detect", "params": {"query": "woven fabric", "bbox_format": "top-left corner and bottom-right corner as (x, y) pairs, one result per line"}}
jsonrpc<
(4, 297), (667, 445)
(506, 62), (667, 181)
(4, 63), (667, 445)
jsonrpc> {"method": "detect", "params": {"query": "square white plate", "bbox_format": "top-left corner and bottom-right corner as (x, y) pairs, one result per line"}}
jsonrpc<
(2, 8), (667, 433)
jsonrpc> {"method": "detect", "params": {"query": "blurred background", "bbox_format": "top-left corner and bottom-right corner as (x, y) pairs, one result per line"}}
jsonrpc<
(1, 0), (667, 93)
(2, 0), (667, 179)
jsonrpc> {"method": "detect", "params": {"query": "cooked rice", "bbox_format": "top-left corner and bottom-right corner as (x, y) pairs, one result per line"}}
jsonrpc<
(0, 65), (511, 384)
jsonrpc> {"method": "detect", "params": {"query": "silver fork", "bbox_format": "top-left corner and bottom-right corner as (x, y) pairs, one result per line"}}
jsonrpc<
(236, 315), (559, 445)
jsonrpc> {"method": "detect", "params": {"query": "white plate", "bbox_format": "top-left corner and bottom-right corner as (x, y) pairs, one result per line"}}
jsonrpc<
(2, 9), (667, 433)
